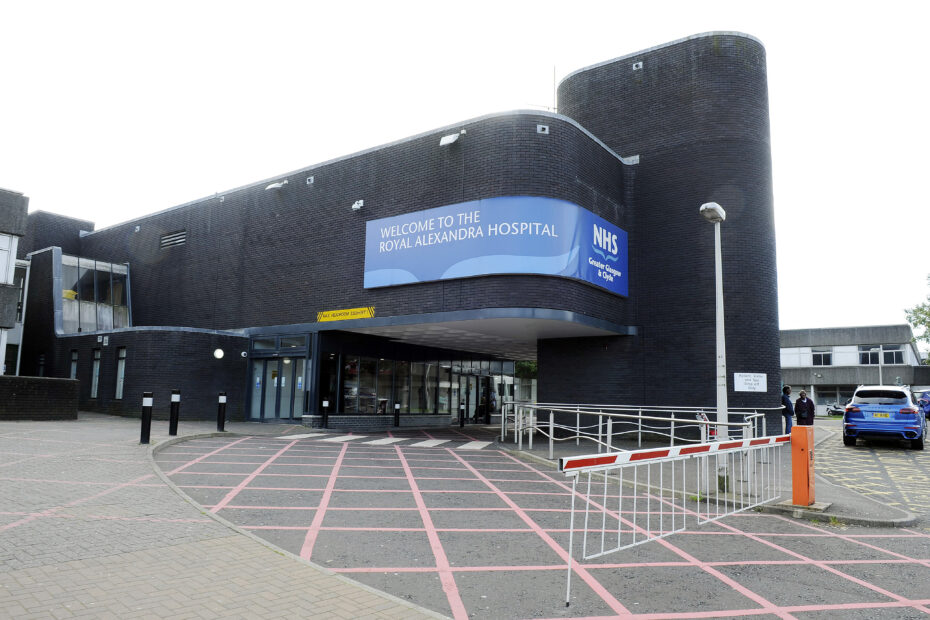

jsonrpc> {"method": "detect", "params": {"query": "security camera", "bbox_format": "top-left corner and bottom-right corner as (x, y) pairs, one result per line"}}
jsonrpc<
(240, 351), (248, 358)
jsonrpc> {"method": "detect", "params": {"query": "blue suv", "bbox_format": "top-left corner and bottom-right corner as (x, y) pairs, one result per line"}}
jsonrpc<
(843, 385), (926, 450)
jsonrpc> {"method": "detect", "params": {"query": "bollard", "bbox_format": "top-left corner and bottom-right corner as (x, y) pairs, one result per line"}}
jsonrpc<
(321, 400), (329, 429)
(140, 392), (153, 444)
(394, 402), (400, 427)
(168, 389), (180, 436)
(459, 404), (465, 428)
(217, 392), (227, 432)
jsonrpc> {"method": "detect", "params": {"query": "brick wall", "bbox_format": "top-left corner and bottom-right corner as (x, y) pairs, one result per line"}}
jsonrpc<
(0, 376), (78, 420)
(76, 113), (632, 331)
(558, 33), (781, 419)
(52, 330), (249, 420)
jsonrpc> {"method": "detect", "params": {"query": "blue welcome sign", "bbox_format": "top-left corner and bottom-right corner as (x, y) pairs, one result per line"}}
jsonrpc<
(364, 196), (628, 296)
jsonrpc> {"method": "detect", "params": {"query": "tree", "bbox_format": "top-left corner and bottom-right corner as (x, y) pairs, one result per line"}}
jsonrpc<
(906, 274), (930, 364)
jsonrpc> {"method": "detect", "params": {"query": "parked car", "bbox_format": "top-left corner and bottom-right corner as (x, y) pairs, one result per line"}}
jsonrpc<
(826, 403), (845, 416)
(914, 390), (930, 419)
(843, 385), (926, 449)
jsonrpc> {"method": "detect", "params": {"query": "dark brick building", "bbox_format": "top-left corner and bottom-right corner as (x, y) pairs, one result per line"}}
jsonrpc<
(14, 33), (782, 431)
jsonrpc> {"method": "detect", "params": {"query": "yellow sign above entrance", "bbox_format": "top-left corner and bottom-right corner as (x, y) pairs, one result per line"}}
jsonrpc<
(317, 306), (376, 322)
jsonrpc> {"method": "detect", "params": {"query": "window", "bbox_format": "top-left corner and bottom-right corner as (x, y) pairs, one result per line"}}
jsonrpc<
(883, 345), (904, 365)
(342, 357), (359, 413)
(858, 345), (880, 365)
(0, 234), (11, 282)
(69, 350), (78, 380)
(60, 256), (131, 333)
(377, 360), (393, 414)
(91, 349), (101, 398)
(358, 357), (377, 413)
(859, 344), (904, 365)
(811, 348), (832, 366)
(115, 347), (127, 400)
(14, 266), (26, 322)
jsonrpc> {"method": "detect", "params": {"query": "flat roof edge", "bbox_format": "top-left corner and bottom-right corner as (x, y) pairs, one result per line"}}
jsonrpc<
(559, 31), (764, 87)
(88, 110), (634, 235)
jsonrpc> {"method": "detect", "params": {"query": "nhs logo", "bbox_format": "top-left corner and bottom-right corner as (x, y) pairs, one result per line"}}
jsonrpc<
(592, 224), (619, 261)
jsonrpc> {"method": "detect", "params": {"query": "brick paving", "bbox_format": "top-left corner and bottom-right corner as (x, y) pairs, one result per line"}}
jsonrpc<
(0, 414), (444, 619)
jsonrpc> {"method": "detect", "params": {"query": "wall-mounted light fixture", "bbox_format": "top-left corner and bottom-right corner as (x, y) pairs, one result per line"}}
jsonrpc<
(439, 129), (466, 146)
(265, 180), (289, 190)
(352, 200), (364, 212)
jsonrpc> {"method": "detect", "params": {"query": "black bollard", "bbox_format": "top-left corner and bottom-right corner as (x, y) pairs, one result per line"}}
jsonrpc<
(169, 389), (180, 436)
(394, 403), (400, 427)
(217, 392), (227, 432)
(321, 399), (329, 429)
(140, 392), (153, 444)
(459, 404), (465, 428)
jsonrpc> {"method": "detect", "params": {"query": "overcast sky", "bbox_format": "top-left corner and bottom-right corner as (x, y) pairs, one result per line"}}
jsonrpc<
(2, 1), (927, 334)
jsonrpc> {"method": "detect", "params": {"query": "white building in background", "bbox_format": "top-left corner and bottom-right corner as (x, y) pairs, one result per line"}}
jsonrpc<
(781, 325), (930, 414)
(0, 188), (28, 375)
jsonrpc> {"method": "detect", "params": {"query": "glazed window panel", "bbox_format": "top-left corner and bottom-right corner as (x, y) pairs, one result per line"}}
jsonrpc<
(342, 357), (359, 413)
(395, 361), (410, 414)
(438, 361), (452, 415)
(358, 357), (377, 414)
(95, 266), (112, 305)
(91, 349), (101, 399)
(376, 360), (393, 414)
(111, 268), (128, 306)
(115, 347), (127, 400)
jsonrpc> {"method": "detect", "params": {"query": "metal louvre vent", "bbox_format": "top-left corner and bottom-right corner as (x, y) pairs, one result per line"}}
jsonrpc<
(159, 230), (187, 249)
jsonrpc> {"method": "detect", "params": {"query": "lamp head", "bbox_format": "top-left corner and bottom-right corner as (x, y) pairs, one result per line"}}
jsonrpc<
(700, 202), (726, 223)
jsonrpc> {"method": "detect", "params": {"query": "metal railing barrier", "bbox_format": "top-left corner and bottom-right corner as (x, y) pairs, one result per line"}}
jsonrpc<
(500, 401), (779, 459)
(558, 434), (790, 605)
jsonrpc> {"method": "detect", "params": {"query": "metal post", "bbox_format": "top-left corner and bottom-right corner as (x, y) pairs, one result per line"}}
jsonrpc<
(670, 417), (675, 447)
(549, 411), (554, 461)
(321, 400), (329, 429)
(501, 403), (507, 442)
(168, 389), (180, 436)
(576, 408), (580, 446)
(140, 392), (153, 444)
(459, 404), (465, 428)
(607, 417), (613, 452)
(394, 402), (400, 428)
(637, 409), (642, 448)
(217, 392), (227, 432)
(526, 409), (539, 450)
(712, 218), (728, 439)
(597, 415), (603, 454)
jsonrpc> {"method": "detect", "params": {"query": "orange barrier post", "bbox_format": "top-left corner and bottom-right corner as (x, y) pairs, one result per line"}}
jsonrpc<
(791, 425), (815, 506)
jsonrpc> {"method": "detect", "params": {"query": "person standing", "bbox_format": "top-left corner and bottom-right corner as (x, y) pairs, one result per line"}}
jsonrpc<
(795, 390), (815, 426)
(781, 386), (794, 434)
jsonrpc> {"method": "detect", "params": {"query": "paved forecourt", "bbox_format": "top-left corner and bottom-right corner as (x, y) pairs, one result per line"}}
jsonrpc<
(0, 414), (444, 619)
(157, 423), (930, 619)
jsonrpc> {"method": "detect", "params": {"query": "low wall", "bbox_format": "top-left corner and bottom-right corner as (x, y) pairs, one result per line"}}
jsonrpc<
(0, 376), (78, 420)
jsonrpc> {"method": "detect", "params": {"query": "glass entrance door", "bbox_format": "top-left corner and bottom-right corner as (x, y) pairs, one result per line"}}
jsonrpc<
(249, 358), (306, 421)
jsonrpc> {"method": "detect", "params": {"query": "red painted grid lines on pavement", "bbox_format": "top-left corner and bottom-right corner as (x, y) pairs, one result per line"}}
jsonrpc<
(500, 450), (792, 619)
(448, 448), (633, 616)
(592, 470), (930, 618)
(208, 439), (303, 513)
(298, 441), (349, 559)
(392, 443), (469, 620)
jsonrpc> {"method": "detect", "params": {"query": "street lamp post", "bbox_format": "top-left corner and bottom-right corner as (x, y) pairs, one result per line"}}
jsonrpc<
(700, 202), (728, 441)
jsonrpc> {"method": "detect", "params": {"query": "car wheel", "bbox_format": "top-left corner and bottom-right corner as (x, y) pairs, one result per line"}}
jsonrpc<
(843, 435), (856, 447)
(913, 436), (925, 450)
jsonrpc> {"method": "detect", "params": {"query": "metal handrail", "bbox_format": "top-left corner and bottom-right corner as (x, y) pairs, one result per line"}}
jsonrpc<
(500, 402), (774, 459)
